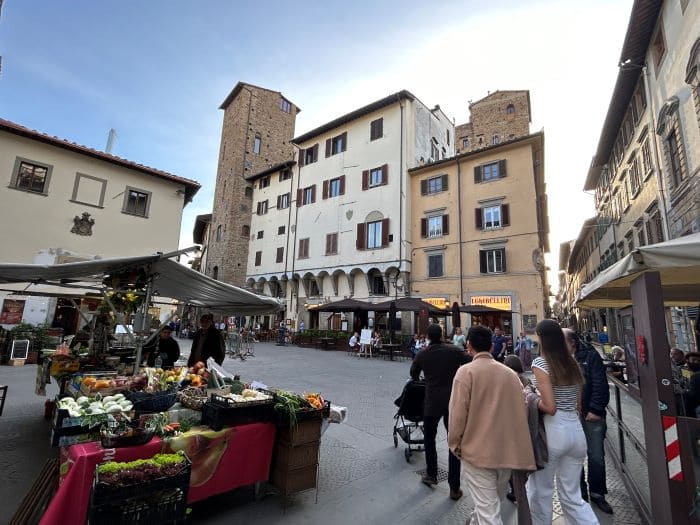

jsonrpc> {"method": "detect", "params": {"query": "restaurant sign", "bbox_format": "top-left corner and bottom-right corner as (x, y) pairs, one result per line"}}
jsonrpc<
(423, 297), (449, 309)
(470, 295), (512, 311)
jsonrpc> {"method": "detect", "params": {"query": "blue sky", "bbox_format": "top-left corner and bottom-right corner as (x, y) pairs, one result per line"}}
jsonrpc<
(0, 0), (632, 291)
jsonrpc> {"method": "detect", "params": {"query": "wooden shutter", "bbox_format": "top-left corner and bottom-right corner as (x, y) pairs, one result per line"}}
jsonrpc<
(339, 175), (346, 195)
(475, 208), (483, 229)
(332, 233), (337, 254)
(362, 170), (369, 190)
(296, 189), (302, 207)
(474, 166), (482, 183)
(441, 174), (449, 191)
(311, 184), (316, 203)
(420, 179), (428, 195)
(375, 118), (383, 139)
(501, 204), (510, 226)
(381, 218), (389, 247)
(255, 251), (262, 266)
(313, 144), (319, 162)
(382, 164), (388, 185)
(322, 180), (329, 199)
(325, 139), (332, 158)
(325, 234), (331, 255)
(256, 202), (261, 215)
(501, 248), (507, 272)
(276, 195), (281, 209)
(276, 247), (284, 263)
(479, 251), (487, 274)
(498, 159), (507, 178)
(341, 131), (347, 152)
(442, 215), (449, 235)
(420, 218), (427, 238)
(298, 148), (305, 167)
(356, 223), (365, 250)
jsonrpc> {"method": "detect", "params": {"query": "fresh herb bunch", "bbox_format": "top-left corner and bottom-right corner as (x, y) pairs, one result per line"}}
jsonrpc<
(273, 390), (313, 427)
(97, 452), (186, 486)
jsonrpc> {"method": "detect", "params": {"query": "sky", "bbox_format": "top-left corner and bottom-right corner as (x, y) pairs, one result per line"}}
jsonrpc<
(0, 0), (633, 294)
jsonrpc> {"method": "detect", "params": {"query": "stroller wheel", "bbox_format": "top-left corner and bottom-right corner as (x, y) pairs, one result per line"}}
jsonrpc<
(404, 448), (411, 463)
(393, 433), (398, 448)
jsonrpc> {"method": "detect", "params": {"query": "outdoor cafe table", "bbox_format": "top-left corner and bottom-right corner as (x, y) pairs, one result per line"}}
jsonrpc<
(382, 343), (402, 361)
(40, 422), (276, 525)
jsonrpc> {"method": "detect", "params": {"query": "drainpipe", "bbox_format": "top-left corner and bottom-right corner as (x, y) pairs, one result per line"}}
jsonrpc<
(399, 100), (405, 287)
(456, 156), (464, 303)
(291, 149), (302, 315)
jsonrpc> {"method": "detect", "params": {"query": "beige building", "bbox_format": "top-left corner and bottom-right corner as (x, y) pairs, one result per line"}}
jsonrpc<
(455, 91), (531, 154)
(207, 82), (300, 287)
(408, 132), (549, 337)
(0, 118), (200, 327)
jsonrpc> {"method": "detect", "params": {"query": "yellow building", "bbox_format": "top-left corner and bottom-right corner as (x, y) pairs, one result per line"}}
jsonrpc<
(408, 132), (549, 336)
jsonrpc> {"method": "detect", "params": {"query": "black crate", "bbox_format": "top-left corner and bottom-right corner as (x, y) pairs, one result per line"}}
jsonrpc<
(201, 394), (274, 431)
(88, 457), (191, 525)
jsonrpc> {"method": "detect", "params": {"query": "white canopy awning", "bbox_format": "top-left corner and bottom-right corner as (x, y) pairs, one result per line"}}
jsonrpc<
(0, 254), (283, 315)
(577, 233), (700, 308)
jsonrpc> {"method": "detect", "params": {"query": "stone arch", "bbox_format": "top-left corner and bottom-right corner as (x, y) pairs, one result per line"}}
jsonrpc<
(365, 210), (384, 223)
(367, 267), (387, 296)
(246, 278), (256, 289)
(348, 267), (365, 297)
(255, 276), (267, 294)
(331, 269), (346, 296)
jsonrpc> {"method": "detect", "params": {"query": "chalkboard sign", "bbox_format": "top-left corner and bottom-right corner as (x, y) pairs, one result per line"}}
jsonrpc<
(10, 339), (30, 360)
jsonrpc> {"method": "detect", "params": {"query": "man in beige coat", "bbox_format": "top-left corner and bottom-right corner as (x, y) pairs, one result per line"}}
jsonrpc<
(449, 325), (536, 524)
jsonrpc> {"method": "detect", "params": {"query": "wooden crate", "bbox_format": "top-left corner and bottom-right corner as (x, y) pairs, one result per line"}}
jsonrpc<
(274, 440), (319, 470)
(9, 359), (25, 367)
(277, 418), (321, 446)
(270, 463), (317, 494)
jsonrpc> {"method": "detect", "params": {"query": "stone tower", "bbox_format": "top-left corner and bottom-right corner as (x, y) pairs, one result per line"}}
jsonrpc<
(455, 90), (531, 154)
(207, 82), (299, 286)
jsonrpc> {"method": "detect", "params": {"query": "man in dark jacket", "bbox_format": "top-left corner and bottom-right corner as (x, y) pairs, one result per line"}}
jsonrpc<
(410, 324), (470, 500)
(564, 328), (613, 514)
(187, 314), (225, 367)
(144, 326), (181, 368)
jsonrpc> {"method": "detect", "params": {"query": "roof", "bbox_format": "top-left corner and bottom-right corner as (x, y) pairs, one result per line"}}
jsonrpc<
(244, 160), (296, 182)
(193, 214), (212, 245)
(293, 90), (416, 144)
(567, 217), (598, 274)
(583, 0), (663, 191)
(219, 81), (300, 112)
(0, 118), (201, 203)
(408, 131), (544, 174)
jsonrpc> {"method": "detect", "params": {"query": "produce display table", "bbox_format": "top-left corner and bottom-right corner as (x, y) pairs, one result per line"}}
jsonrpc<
(40, 422), (276, 525)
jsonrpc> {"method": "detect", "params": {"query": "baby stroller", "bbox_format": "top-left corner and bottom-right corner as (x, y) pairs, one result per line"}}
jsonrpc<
(392, 379), (426, 462)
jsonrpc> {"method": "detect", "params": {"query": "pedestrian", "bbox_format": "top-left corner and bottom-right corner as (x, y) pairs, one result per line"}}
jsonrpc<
(449, 325), (535, 523)
(144, 326), (181, 368)
(515, 331), (534, 371)
(349, 332), (359, 351)
(299, 320), (305, 333)
(564, 329), (613, 514)
(492, 327), (507, 362)
(187, 314), (226, 368)
(409, 333), (420, 358)
(527, 320), (599, 525)
(452, 327), (466, 350)
(410, 324), (470, 500)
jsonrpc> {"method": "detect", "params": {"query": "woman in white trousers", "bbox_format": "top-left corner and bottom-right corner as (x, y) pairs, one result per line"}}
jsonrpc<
(527, 320), (599, 525)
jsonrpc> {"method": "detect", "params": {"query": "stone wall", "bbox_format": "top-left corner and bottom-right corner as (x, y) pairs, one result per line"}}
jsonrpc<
(208, 84), (298, 286)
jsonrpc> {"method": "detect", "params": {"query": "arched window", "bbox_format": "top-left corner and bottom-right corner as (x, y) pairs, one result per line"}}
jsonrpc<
(244, 186), (253, 198)
(241, 224), (250, 238)
(492, 134), (501, 145)
(212, 266), (219, 280)
(216, 225), (222, 241)
(506, 104), (515, 114)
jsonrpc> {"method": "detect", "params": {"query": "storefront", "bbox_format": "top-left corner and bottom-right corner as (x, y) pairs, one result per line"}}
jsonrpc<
(467, 294), (513, 335)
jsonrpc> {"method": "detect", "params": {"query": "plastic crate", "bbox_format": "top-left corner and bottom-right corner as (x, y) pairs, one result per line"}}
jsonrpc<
(200, 394), (274, 431)
(270, 463), (318, 494)
(276, 418), (322, 446)
(125, 388), (178, 414)
(274, 440), (320, 470)
(88, 457), (191, 524)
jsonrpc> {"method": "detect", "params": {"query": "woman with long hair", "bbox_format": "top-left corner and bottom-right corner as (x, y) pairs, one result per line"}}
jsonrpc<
(526, 319), (599, 524)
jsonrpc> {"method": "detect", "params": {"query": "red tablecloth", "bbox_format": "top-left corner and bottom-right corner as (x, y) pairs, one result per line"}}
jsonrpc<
(40, 423), (276, 525)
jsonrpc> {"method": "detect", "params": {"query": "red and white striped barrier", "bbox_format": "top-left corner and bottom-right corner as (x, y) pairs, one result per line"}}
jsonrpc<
(662, 416), (684, 481)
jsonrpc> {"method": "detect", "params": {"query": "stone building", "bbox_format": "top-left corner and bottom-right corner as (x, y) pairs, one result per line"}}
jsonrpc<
(408, 132), (549, 338)
(207, 82), (300, 286)
(455, 91), (531, 154)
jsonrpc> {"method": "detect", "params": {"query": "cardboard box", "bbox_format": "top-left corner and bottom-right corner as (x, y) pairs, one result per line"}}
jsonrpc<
(9, 359), (25, 367)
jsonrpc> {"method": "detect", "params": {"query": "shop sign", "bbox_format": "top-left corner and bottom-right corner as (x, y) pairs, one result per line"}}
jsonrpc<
(470, 295), (512, 311)
(0, 299), (25, 324)
(424, 297), (449, 309)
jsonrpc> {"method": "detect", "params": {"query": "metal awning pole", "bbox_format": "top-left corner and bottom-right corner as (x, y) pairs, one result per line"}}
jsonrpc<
(133, 276), (154, 371)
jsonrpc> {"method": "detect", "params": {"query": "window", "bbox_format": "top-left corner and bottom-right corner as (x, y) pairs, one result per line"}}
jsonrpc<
(12, 159), (51, 194)
(325, 132), (347, 157)
(242, 224), (250, 238)
(216, 225), (222, 241)
(303, 186), (314, 205)
(254, 251), (262, 266)
(446, 129), (450, 146)
(651, 24), (666, 71)
(480, 248), (506, 274)
(492, 134), (500, 145)
(641, 139), (653, 177)
(636, 226), (646, 247)
(277, 193), (290, 209)
(276, 247), (284, 263)
(370, 274), (386, 295)
(279, 169), (292, 181)
(667, 130), (684, 186)
(629, 156), (641, 196)
(123, 187), (151, 217)
(483, 205), (501, 229)
(428, 253), (444, 278)
(244, 186), (253, 198)
(280, 97), (292, 113)
(474, 160), (506, 183)
(325, 233), (338, 255)
(309, 280), (320, 296)
(257, 230), (264, 239)
(256, 200), (269, 215)
(506, 104), (515, 115)
(298, 238), (309, 259)
(370, 168), (383, 187)
(259, 176), (270, 188)
(212, 266), (218, 280)
(329, 178), (341, 198)
(370, 118), (383, 141)
(299, 144), (319, 166)
(625, 231), (634, 253)
(253, 134), (262, 155)
(427, 216), (442, 238)
(367, 220), (383, 249)
(421, 174), (448, 195)
(278, 225), (285, 235)
(620, 175), (630, 210)
(430, 142), (439, 161)
(362, 165), (388, 189)
(462, 137), (469, 148)
(646, 206), (665, 244)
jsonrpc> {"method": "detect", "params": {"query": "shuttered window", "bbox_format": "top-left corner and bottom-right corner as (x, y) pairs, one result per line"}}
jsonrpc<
(279, 169), (292, 181)
(276, 247), (284, 263)
(421, 174), (448, 195)
(428, 254), (444, 278)
(474, 160), (507, 183)
(256, 200), (269, 215)
(325, 132), (348, 157)
(298, 185), (316, 206)
(277, 193), (290, 209)
(358, 218), (390, 249)
(479, 248), (506, 274)
(323, 176), (345, 199)
(370, 118), (383, 141)
(259, 176), (270, 188)
(475, 204), (510, 229)
(299, 144), (319, 166)
(325, 233), (338, 255)
(298, 238), (310, 259)
(254, 251), (262, 266)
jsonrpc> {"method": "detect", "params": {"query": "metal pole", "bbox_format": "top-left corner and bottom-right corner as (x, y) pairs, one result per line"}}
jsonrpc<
(133, 277), (154, 370)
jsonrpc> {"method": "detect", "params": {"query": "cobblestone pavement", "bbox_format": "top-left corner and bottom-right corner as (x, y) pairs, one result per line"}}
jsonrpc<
(0, 339), (643, 524)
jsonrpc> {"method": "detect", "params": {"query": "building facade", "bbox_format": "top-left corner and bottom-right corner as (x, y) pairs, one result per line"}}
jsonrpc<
(207, 82), (299, 286)
(0, 118), (200, 328)
(408, 132), (549, 337)
(244, 91), (454, 329)
(455, 90), (532, 154)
